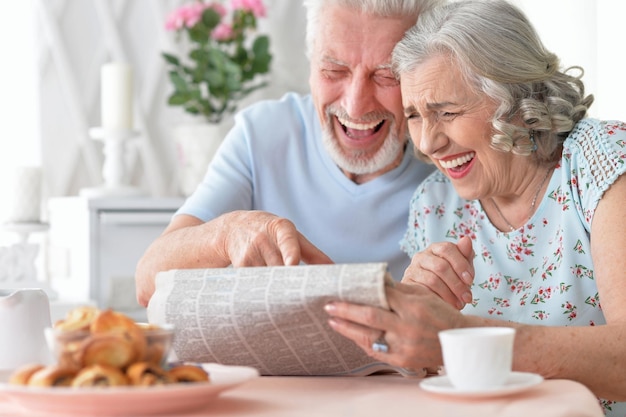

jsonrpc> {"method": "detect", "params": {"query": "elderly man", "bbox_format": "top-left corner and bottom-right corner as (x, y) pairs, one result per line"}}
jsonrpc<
(136, 0), (439, 306)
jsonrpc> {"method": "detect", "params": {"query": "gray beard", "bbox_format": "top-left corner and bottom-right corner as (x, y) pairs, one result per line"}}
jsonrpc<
(321, 120), (405, 175)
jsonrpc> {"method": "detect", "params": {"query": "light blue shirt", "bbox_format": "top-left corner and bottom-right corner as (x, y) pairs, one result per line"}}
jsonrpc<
(177, 93), (433, 280)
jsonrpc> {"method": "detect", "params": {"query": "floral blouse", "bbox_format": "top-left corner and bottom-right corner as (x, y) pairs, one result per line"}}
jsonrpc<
(400, 118), (626, 416)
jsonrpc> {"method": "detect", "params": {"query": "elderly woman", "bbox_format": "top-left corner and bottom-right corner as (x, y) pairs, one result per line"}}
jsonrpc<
(323, 1), (626, 415)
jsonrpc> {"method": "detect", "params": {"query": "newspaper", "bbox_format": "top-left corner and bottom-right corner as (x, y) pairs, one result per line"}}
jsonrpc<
(147, 262), (423, 377)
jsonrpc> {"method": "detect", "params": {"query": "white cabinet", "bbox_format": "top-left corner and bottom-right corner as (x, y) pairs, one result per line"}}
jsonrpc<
(47, 196), (184, 321)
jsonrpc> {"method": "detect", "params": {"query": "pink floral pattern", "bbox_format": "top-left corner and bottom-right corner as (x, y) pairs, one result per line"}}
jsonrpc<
(401, 119), (626, 417)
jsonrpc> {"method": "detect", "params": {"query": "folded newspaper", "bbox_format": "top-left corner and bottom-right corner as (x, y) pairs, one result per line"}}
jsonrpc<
(147, 262), (424, 377)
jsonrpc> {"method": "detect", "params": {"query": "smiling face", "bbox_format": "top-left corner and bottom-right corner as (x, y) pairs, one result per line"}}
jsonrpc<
(308, 5), (416, 182)
(401, 54), (519, 200)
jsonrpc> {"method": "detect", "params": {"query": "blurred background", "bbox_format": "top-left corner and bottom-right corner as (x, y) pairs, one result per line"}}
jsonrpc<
(1, 0), (625, 221)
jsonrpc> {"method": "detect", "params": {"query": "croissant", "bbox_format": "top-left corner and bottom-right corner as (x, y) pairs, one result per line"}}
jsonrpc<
(8, 363), (45, 385)
(72, 364), (129, 387)
(167, 365), (210, 383)
(78, 333), (137, 369)
(54, 306), (100, 332)
(90, 309), (147, 363)
(27, 365), (77, 387)
(126, 362), (174, 386)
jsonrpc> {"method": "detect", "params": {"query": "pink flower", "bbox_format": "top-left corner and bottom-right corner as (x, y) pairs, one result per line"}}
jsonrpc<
(231, 0), (266, 17)
(164, 3), (204, 30)
(212, 22), (234, 41)
(164, 2), (227, 31)
(209, 3), (228, 18)
(165, 7), (188, 31)
(185, 3), (208, 27)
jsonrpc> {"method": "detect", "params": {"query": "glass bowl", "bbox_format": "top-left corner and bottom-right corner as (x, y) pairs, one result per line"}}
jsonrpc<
(45, 323), (175, 370)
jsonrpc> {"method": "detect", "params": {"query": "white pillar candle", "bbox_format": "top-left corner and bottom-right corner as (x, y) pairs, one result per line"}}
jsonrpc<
(101, 62), (133, 130)
(7, 166), (42, 223)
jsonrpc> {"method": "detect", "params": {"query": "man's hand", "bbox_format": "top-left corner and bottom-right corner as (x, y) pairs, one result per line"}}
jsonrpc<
(135, 210), (333, 307)
(217, 211), (333, 267)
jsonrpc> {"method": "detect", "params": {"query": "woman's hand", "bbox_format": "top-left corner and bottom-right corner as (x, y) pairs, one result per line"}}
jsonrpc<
(324, 283), (466, 371)
(401, 236), (475, 309)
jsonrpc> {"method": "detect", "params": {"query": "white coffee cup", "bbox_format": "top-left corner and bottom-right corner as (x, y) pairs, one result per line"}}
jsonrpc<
(439, 327), (516, 390)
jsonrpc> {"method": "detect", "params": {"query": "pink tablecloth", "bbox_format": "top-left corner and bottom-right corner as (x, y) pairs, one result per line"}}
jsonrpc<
(0, 374), (604, 417)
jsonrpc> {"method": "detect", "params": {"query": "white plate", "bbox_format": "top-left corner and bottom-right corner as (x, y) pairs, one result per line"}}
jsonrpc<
(420, 371), (543, 398)
(0, 363), (259, 416)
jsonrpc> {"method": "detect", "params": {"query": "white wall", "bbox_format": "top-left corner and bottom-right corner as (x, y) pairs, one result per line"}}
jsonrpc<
(514, 0), (626, 121)
(0, 0), (39, 226)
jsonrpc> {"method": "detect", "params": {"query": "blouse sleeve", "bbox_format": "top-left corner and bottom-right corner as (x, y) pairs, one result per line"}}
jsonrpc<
(562, 119), (626, 230)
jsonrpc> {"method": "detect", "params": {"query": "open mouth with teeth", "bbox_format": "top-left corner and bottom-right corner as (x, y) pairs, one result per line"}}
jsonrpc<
(337, 117), (385, 139)
(439, 152), (476, 175)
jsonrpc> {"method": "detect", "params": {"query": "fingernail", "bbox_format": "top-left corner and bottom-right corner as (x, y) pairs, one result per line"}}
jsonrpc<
(324, 303), (336, 313)
(462, 292), (473, 304)
(456, 300), (465, 310)
(461, 271), (473, 285)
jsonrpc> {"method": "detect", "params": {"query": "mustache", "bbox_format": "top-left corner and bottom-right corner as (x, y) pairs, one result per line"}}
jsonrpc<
(325, 106), (393, 125)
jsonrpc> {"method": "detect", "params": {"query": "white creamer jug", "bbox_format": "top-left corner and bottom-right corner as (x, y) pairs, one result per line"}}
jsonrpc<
(0, 288), (53, 371)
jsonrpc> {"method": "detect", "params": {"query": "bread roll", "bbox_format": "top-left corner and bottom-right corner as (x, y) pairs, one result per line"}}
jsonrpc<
(54, 306), (100, 332)
(78, 333), (137, 369)
(8, 363), (45, 385)
(72, 364), (129, 387)
(27, 365), (77, 387)
(90, 309), (147, 363)
(168, 365), (210, 383)
(126, 362), (174, 386)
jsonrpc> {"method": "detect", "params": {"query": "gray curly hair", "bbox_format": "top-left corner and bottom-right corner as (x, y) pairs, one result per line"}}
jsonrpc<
(392, 0), (594, 163)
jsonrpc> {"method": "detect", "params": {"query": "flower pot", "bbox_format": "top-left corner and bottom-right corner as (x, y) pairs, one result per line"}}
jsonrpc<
(173, 120), (233, 196)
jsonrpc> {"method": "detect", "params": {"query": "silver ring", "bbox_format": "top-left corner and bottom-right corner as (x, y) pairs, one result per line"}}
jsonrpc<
(371, 335), (389, 353)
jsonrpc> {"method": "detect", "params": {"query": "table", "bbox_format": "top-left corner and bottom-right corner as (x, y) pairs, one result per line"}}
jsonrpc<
(0, 374), (604, 416)
(208, 375), (605, 417)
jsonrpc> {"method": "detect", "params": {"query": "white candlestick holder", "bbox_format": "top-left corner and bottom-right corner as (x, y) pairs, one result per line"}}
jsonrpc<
(80, 127), (145, 198)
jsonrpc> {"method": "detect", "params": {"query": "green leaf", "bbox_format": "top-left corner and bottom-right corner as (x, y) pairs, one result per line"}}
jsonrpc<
(184, 105), (200, 115)
(207, 49), (228, 71)
(188, 25), (210, 44)
(225, 70), (242, 91)
(161, 52), (180, 66)
(206, 69), (226, 89)
(252, 36), (270, 56)
(189, 48), (210, 63)
(168, 71), (189, 92)
(251, 54), (271, 74)
(168, 91), (191, 105)
(189, 89), (202, 100)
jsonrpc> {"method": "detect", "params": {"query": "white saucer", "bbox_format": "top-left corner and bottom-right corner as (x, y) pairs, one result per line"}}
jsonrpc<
(420, 371), (543, 398)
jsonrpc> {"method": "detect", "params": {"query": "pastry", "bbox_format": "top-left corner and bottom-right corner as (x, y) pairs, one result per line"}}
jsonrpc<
(54, 306), (100, 332)
(167, 365), (210, 383)
(27, 365), (77, 387)
(90, 309), (147, 363)
(8, 363), (45, 385)
(78, 333), (137, 369)
(126, 361), (174, 386)
(71, 364), (129, 387)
